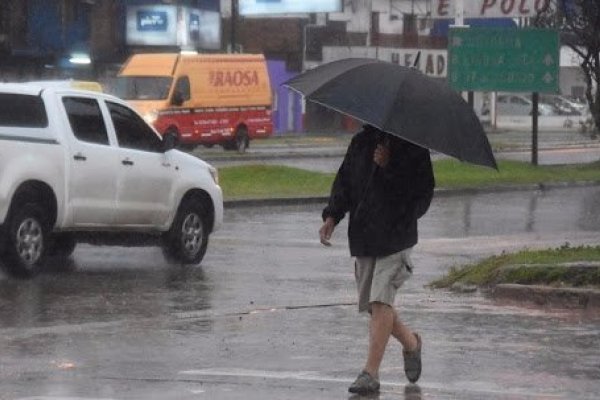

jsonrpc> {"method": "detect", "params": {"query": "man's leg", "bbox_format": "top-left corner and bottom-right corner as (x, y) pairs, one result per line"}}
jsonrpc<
(391, 308), (418, 350)
(364, 303), (417, 379)
(363, 302), (393, 379)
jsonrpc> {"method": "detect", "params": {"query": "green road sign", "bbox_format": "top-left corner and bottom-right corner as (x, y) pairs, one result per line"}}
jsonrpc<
(448, 28), (560, 93)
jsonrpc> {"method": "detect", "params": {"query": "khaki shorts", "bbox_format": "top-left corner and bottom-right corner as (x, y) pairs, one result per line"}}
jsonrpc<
(354, 248), (414, 313)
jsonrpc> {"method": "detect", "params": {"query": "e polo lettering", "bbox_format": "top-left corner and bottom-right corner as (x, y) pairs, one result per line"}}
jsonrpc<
(434, 0), (551, 18)
(209, 70), (260, 87)
(480, 0), (550, 15)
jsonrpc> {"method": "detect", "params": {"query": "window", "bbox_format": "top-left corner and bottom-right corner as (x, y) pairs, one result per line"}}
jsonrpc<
(62, 97), (109, 145)
(112, 76), (173, 100)
(108, 102), (163, 152)
(0, 94), (48, 128)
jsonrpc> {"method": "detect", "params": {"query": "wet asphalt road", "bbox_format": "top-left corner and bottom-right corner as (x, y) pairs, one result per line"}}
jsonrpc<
(1, 186), (600, 399)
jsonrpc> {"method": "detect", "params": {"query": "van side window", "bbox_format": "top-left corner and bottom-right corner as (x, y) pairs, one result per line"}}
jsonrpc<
(62, 97), (109, 145)
(174, 77), (191, 102)
(107, 101), (163, 153)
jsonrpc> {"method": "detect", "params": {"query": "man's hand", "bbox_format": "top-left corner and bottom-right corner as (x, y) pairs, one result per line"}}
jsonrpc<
(319, 217), (336, 246)
(374, 143), (390, 168)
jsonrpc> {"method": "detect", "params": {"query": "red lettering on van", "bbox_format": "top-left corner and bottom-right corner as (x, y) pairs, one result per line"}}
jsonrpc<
(210, 70), (259, 87)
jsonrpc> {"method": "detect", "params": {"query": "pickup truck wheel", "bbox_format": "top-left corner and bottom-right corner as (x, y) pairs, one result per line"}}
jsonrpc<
(162, 200), (208, 265)
(3, 203), (48, 277)
(47, 233), (77, 258)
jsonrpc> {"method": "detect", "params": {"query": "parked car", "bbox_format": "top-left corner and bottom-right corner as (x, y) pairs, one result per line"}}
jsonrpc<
(0, 82), (223, 277)
(539, 94), (585, 116)
(481, 93), (557, 116)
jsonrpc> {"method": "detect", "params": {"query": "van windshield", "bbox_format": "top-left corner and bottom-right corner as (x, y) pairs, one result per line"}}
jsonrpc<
(112, 76), (173, 101)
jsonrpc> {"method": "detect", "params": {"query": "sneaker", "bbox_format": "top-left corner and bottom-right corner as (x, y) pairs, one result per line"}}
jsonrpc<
(403, 332), (422, 383)
(348, 370), (380, 394)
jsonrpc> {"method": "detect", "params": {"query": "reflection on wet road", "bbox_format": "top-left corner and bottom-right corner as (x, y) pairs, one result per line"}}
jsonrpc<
(0, 186), (599, 399)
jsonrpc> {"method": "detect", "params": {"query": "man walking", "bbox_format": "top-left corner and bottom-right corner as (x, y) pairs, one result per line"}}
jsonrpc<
(319, 125), (434, 394)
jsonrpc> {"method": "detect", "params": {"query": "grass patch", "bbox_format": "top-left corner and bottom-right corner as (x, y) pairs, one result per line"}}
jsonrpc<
(219, 164), (333, 200)
(430, 245), (600, 289)
(218, 160), (600, 200)
(433, 159), (600, 188)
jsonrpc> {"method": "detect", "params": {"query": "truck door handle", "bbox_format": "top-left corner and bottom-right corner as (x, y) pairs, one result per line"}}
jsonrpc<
(122, 159), (134, 166)
(73, 153), (87, 161)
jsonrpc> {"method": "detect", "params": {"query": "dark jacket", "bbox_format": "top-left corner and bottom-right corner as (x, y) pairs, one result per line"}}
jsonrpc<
(322, 126), (435, 257)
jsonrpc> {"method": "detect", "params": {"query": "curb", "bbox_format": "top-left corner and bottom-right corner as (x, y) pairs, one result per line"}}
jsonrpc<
(491, 284), (600, 310)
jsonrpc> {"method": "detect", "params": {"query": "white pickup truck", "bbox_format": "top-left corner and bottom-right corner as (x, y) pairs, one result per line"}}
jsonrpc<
(0, 83), (223, 277)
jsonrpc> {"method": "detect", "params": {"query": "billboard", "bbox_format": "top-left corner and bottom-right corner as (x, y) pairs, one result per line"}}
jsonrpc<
(184, 9), (221, 50)
(239, 0), (343, 15)
(432, 0), (553, 19)
(127, 6), (178, 46)
(126, 6), (221, 50)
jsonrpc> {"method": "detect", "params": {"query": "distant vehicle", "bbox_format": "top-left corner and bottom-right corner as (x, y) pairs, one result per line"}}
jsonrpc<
(0, 82), (223, 277)
(113, 52), (274, 153)
(539, 94), (585, 116)
(482, 93), (557, 116)
(558, 95), (589, 115)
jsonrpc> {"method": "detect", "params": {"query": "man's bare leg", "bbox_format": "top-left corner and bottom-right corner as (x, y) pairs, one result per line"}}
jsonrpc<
(391, 308), (418, 350)
(364, 304), (418, 379)
(363, 302), (393, 379)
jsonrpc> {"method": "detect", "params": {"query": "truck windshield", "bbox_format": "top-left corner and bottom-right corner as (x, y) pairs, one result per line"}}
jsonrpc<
(112, 77), (173, 101)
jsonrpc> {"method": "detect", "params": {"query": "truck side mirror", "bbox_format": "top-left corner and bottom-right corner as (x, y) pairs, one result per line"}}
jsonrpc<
(171, 91), (184, 106)
(163, 131), (178, 151)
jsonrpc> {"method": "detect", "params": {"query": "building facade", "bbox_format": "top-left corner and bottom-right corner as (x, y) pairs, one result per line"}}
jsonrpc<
(0, 1), (586, 133)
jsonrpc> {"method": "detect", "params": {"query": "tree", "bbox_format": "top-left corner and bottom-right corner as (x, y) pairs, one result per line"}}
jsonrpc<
(535, 0), (600, 135)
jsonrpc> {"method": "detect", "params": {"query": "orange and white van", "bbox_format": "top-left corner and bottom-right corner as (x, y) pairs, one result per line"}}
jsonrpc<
(114, 53), (273, 152)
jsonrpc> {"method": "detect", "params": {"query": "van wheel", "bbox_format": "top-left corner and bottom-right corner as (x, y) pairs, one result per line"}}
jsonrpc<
(2, 203), (49, 277)
(166, 128), (192, 151)
(234, 128), (249, 153)
(162, 199), (208, 265)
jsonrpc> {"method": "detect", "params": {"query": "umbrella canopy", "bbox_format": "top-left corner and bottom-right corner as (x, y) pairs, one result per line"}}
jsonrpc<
(284, 58), (497, 169)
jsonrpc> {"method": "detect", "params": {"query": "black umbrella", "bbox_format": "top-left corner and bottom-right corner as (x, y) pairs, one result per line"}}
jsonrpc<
(283, 58), (497, 169)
